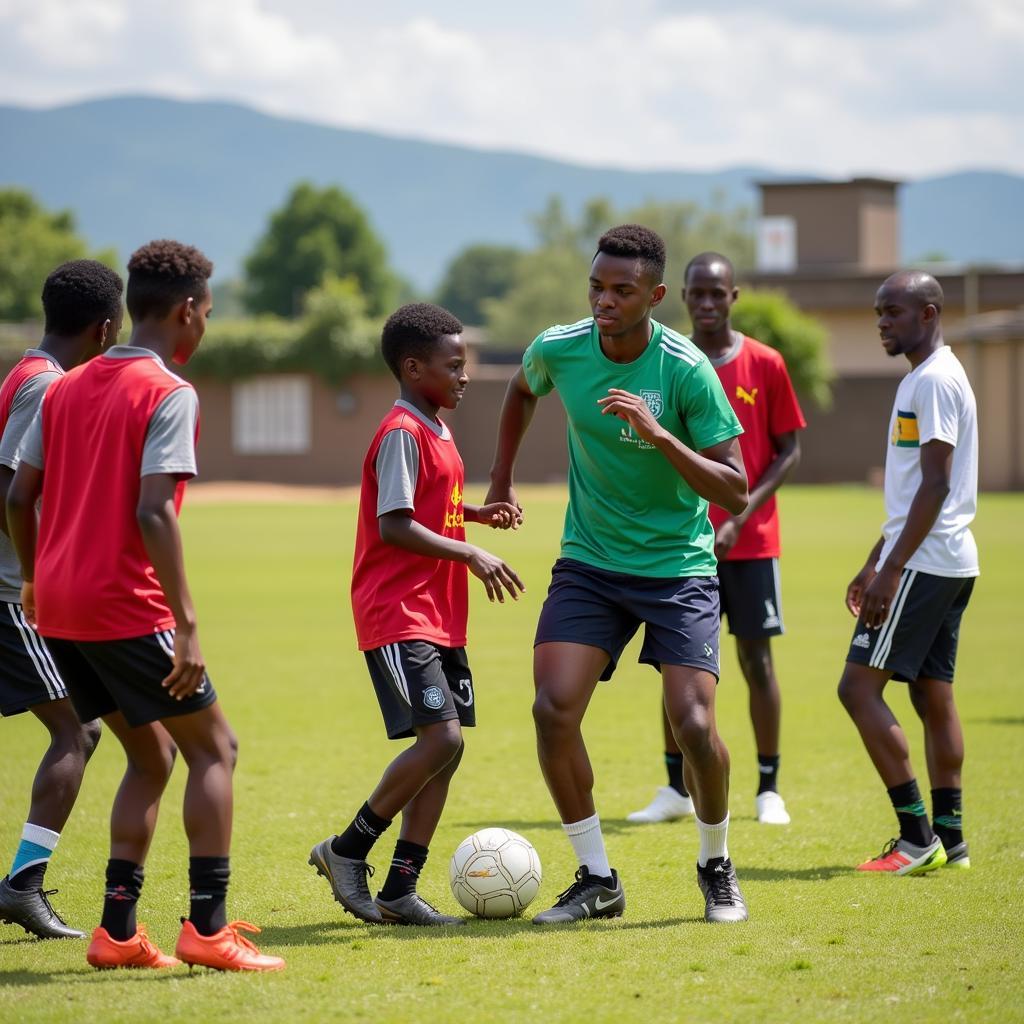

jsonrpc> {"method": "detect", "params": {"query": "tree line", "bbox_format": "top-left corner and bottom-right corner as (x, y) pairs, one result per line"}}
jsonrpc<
(0, 184), (830, 405)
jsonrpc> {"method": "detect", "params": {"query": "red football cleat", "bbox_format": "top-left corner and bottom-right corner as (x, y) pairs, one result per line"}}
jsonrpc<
(86, 925), (181, 969)
(175, 919), (285, 972)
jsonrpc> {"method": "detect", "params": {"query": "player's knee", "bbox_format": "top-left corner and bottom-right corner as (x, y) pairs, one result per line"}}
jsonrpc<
(738, 643), (773, 689)
(226, 728), (240, 771)
(418, 720), (463, 768)
(80, 718), (102, 760)
(531, 688), (569, 739)
(907, 681), (928, 720)
(669, 706), (713, 758)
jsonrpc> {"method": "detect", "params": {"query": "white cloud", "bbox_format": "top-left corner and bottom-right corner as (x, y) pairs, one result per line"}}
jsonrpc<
(0, 0), (1021, 178)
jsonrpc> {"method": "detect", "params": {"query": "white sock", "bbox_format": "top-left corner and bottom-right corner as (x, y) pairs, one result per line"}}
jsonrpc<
(696, 813), (729, 867)
(563, 813), (611, 878)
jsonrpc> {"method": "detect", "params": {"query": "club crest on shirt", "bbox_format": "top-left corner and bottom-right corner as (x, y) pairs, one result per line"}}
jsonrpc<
(640, 390), (663, 419)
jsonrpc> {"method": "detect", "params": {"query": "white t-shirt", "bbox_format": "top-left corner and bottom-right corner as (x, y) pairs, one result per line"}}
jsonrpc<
(878, 346), (979, 578)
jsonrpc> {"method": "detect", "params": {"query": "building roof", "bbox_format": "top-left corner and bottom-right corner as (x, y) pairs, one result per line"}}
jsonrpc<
(755, 176), (903, 190)
(948, 309), (1024, 343)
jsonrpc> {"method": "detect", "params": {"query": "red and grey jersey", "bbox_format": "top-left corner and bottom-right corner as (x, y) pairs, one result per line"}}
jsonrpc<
(21, 347), (199, 641)
(351, 400), (468, 651)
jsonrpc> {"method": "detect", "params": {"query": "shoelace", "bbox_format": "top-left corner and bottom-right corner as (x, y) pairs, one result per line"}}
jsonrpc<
(37, 888), (70, 925)
(703, 865), (739, 906)
(225, 921), (262, 952)
(876, 837), (901, 859)
(553, 869), (592, 907)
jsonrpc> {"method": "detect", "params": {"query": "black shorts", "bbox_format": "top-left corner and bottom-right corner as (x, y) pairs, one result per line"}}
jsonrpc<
(534, 558), (721, 681)
(44, 630), (218, 728)
(718, 558), (784, 639)
(365, 641), (476, 740)
(0, 602), (68, 716)
(845, 569), (975, 683)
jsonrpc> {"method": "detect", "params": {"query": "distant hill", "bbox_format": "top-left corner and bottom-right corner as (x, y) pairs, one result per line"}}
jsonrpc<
(1, 96), (1022, 289)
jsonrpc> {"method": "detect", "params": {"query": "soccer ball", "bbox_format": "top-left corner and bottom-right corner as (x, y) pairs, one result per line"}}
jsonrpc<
(449, 828), (542, 918)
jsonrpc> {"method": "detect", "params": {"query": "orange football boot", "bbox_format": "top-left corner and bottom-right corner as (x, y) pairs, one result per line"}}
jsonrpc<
(175, 919), (285, 972)
(87, 925), (181, 969)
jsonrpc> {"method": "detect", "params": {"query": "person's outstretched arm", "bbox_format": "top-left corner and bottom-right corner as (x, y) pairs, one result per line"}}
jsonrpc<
(485, 368), (539, 509)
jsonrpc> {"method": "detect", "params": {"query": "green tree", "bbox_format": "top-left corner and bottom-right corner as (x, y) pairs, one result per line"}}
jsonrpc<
(244, 182), (397, 318)
(483, 194), (755, 346)
(435, 244), (523, 324)
(731, 290), (833, 408)
(0, 189), (116, 322)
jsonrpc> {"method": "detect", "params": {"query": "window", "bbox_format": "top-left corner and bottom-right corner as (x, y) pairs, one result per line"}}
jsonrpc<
(232, 375), (311, 454)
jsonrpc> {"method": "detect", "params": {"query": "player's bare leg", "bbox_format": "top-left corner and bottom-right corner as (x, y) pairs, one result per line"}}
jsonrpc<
(531, 641), (624, 924)
(374, 732), (466, 925)
(532, 641), (605, 823)
(663, 665), (747, 922)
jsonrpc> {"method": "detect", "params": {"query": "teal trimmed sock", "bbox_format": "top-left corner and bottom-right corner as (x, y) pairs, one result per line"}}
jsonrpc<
(9, 823), (59, 892)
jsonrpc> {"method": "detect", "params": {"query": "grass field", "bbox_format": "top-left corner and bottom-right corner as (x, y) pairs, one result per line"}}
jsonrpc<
(1, 485), (1022, 1023)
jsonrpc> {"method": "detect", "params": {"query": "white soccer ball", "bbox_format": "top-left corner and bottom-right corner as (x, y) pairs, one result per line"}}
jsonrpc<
(449, 828), (542, 918)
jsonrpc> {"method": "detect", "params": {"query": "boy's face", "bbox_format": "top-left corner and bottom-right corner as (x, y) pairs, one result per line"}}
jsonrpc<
(408, 334), (468, 410)
(683, 262), (737, 335)
(173, 284), (213, 365)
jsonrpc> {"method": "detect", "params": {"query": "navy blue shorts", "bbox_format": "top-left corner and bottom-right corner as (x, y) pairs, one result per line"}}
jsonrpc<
(535, 558), (721, 681)
(845, 569), (974, 683)
(718, 558), (784, 639)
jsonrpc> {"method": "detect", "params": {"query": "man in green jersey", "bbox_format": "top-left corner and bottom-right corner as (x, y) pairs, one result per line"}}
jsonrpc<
(487, 225), (750, 924)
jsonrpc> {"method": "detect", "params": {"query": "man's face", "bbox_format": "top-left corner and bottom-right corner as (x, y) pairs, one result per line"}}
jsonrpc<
(683, 263), (737, 334)
(874, 284), (932, 358)
(588, 253), (663, 337)
(173, 284), (213, 365)
(413, 334), (468, 410)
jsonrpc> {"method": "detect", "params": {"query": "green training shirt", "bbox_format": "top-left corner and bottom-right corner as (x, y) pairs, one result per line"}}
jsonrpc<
(522, 317), (742, 578)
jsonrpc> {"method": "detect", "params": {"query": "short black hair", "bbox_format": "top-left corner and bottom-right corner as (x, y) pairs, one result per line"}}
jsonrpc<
(126, 239), (213, 321)
(41, 259), (123, 336)
(684, 251), (735, 287)
(381, 303), (463, 380)
(595, 224), (666, 284)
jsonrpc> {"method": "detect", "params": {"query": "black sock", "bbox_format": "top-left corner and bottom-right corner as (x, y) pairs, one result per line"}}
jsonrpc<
(665, 753), (689, 797)
(931, 788), (964, 850)
(377, 840), (429, 902)
(9, 862), (46, 892)
(100, 859), (144, 941)
(887, 779), (933, 847)
(188, 856), (230, 936)
(331, 801), (392, 860)
(757, 754), (780, 796)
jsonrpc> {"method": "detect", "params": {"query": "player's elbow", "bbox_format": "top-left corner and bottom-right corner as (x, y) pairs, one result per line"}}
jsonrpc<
(724, 488), (748, 517)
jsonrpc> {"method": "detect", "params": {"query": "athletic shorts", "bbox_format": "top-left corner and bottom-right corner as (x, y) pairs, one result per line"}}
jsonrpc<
(534, 558), (720, 681)
(845, 569), (975, 683)
(365, 641), (476, 740)
(45, 630), (218, 727)
(718, 558), (784, 639)
(0, 602), (68, 716)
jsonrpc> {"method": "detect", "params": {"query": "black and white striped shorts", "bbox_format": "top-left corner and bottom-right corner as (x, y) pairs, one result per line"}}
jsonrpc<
(0, 601), (68, 716)
(845, 570), (975, 683)
(365, 641), (475, 740)
(44, 630), (217, 727)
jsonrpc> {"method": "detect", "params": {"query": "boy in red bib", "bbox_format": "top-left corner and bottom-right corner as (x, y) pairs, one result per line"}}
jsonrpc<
(7, 240), (283, 972)
(310, 303), (523, 925)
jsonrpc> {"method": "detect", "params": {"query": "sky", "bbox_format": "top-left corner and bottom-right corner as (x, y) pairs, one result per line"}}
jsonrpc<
(1, 0), (1022, 179)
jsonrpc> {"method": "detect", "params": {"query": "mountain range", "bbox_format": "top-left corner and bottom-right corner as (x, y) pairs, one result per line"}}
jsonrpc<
(2, 96), (1022, 290)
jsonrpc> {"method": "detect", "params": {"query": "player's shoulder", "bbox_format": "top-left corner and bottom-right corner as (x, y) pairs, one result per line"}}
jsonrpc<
(537, 317), (594, 346)
(741, 335), (786, 366)
(658, 324), (707, 370)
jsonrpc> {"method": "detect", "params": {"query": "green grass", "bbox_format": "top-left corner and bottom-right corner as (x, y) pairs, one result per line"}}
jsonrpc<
(1, 485), (1022, 1023)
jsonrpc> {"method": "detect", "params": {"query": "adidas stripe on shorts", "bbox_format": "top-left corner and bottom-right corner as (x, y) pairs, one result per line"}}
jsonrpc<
(845, 569), (975, 683)
(365, 641), (476, 740)
(44, 631), (217, 727)
(0, 601), (68, 716)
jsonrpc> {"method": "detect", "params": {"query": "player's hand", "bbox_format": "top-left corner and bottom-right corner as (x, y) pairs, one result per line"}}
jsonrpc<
(484, 481), (523, 519)
(20, 581), (36, 628)
(477, 501), (523, 530)
(467, 547), (526, 603)
(598, 389), (664, 443)
(161, 623), (207, 699)
(859, 564), (901, 630)
(714, 518), (742, 560)
(845, 564), (876, 617)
